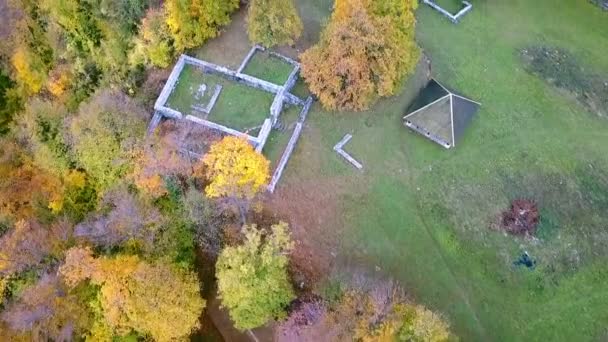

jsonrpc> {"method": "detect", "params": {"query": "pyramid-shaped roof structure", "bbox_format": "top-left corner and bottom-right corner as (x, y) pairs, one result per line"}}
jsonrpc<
(403, 79), (480, 149)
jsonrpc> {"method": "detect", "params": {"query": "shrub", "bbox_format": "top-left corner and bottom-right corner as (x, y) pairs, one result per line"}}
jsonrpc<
(247, 0), (303, 48)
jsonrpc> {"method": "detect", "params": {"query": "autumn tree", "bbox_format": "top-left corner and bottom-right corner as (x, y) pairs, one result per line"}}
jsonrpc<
(201, 136), (269, 223)
(0, 273), (91, 340)
(0, 148), (64, 220)
(11, 45), (48, 94)
(247, 0), (303, 48)
(165, 0), (240, 51)
(46, 64), (72, 97)
(132, 8), (175, 68)
(0, 218), (73, 276)
(0, 220), (51, 276)
(60, 247), (205, 340)
(276, 277), (452, 341)
(73, 188), (164, 251)
(15, 99), (72, 177)
(131, 120), (194, 198)
(300, 0), (419, 111)
(216, 222), (295, 330)
(69, 90), (147, 193)
(9, 0), (55, 94)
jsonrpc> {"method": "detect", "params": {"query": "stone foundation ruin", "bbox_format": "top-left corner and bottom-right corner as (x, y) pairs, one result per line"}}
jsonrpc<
(149, 46), (313, 193)
(422, 0), (473, 24)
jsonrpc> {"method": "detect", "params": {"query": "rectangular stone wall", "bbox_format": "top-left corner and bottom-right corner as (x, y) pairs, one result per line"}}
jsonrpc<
(255, 119), (273, 152)
(267, 96), (314, 193)
(155, 55), (186, 111)
(423, 0), (472, 23)
(185, 115), (259, 144)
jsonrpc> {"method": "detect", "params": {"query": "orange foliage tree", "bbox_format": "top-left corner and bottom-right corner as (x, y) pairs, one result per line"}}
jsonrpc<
(300, 0), (419, 111)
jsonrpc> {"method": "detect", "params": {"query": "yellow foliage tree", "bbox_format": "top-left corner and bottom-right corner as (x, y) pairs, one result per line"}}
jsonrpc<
(60, 247), (205, 341)
(201, 136), (269, 223)
(165, 0), (240, 52)
(11, 45), (47, 94)
(247, 0), (303, 48)
(300, 0), (419, 111)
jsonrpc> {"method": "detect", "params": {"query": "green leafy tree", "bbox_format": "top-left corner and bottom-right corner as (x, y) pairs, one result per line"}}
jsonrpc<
(165, 0), (240, 51)
(41, 0), (104, 56)
(15, 99), (72, 177)
(131, 8), (175, 68)
(99, 0), (147, 34)
(247, 0), (303, 48)
(69, 90), (147, 193)
(0, 70), (22, 134)
(216, 222), (295, 330)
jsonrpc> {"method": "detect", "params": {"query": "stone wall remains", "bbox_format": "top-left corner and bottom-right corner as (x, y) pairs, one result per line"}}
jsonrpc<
(423, 0), (473, 23)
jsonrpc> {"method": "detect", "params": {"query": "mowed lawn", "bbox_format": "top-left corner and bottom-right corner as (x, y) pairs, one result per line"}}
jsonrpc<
(277, 0), (608, 340)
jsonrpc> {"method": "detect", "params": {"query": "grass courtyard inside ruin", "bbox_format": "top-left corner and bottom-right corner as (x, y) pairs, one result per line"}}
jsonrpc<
(165, 64), (273, 133)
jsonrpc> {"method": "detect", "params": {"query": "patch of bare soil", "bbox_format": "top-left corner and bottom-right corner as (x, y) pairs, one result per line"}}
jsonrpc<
(265, 177), (351, 291)
(500, 199), (540, 236)
(192, 8), (252, 69)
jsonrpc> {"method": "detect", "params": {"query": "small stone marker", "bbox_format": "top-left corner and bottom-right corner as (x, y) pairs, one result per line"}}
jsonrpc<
(333, 134), (363, 170)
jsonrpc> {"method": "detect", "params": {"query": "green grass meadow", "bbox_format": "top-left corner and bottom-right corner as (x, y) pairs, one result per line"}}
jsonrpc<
(277, 0), (608, 340)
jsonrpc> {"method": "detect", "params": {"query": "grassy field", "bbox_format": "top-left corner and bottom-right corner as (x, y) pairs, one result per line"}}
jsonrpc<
(272, 0), (608, 340)
(166, 64), (273, 132)
(190, 1), (608, 339)
(241, 51), (295, 85)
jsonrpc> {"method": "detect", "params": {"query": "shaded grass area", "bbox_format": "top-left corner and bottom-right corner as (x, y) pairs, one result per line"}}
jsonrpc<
(276, 0), (608, 340)
(290, 78), (312, 99)
(242, 51), (295, 85)
(521, 46), (608, 118)
(263, 105), (302, 168)
(166, 64), (273, 132)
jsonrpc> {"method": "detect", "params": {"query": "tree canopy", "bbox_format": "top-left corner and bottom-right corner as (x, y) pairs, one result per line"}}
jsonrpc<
(69, 90), (147, 193)
(201, 136), (270, 201)
(300, 0), (419, 111)
(165, 0), (240, 51)
(247, 0), (303, 48)
(216, 222), (295, 330)
(60, 247), (205, 340)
